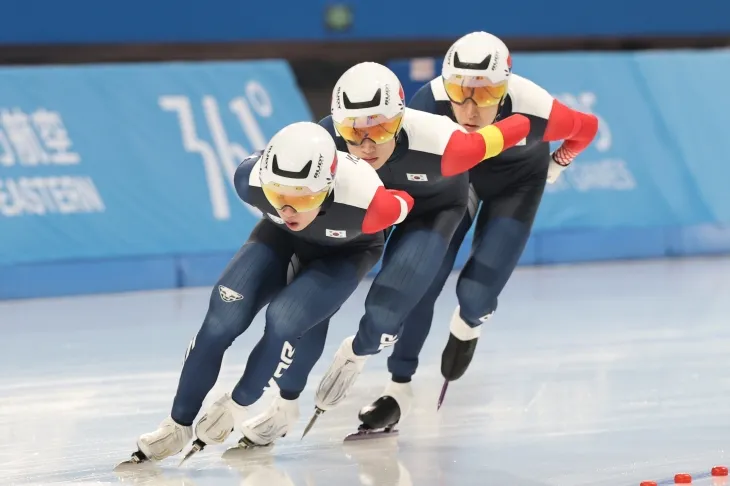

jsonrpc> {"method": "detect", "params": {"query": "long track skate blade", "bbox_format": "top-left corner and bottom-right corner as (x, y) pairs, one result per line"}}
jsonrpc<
(344, 428), (399, 442)
(437, 380), (449, 410)
(178, 439), (205, 466)
(301, 408), (324, 440)
(114, 459), (142, 470)
(114, 450), (150, 470)
(222, 442), (273, 459)
(235, 436), (275, 451)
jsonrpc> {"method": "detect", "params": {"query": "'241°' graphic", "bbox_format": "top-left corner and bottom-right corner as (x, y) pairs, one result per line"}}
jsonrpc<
(160, 81), (274, 220)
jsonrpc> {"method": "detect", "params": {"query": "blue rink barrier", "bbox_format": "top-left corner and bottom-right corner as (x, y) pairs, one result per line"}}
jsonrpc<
(0, 60), (311, 300)
(2, 51), (730, 300)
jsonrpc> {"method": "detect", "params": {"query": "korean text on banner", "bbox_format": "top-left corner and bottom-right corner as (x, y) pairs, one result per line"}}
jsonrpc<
(0, 61), (312, 267)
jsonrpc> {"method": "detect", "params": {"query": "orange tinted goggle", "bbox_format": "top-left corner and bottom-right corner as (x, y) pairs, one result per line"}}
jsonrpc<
(443, 75), (507, 108)
(262, 183), (329, 213)
(334, 113), (403, 146)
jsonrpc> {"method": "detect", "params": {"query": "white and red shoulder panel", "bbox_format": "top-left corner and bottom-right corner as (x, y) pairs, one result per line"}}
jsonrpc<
(362, 186), (413, 234)
(400, 107), (467, 156)
(330, 150), (414, 234)
(508, 74), (598, 157)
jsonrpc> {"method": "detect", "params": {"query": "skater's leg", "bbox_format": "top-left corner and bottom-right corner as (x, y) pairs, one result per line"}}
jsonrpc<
(386, 206), (475, 382)
(232, 251), (377, 407)
(351, 203), (467, 357)
(442, 180), (546, 382)
(171, 224), (290, 425)
(350, 216), (470, 435)
(352, 198), (478, 436)
(456, 181), (544, 327)
(314, 202), (468, 417)
(136, 221), (291, 461)
(276, 316), (332, 400)
(231, 245), (382, 445)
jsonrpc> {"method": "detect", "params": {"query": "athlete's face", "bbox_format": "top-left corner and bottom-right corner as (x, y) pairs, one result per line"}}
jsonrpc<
(450, 99), (499, 132)
(346, 138), (396, 170)
(276, 205), (319, 231)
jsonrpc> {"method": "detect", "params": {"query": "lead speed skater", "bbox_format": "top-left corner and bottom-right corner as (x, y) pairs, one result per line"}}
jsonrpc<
(118, 121), (416, 467)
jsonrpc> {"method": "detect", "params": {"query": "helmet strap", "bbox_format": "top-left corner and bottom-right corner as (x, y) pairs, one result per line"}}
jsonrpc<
(394, 124), (404, 144)
(493, 96), (507, 123)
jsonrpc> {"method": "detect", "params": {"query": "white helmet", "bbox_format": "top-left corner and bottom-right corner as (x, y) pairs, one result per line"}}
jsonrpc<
(442, 32), (512, 107)
(331, 62), (405, 144)
(259, 122), (337, 210)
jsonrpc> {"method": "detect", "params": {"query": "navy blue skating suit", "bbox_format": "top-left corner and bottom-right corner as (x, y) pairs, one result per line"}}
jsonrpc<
(170, 150), (414, 423)
(388, 74), (599, 381)
(275, 108), (474, 397)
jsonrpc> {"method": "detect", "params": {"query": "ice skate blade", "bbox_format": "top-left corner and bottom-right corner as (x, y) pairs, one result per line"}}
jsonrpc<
(178, 439), (206, 466)
(222, 444), (274, 461)
(301, 407), (324, 439)
(344, 428), (399, 442)
(235, 435), (275, 450)
(437, 380), (449, 410)
(114, 451), (156, 471)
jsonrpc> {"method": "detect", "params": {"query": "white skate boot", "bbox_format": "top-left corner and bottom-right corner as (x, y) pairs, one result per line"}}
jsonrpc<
(315, 336), (369, 411)
(133, 416), (192, 463)
(178, 393), (249, 464)
(239, 396), (300, 448)
(301, 336), (369, 438)
(195, 393), (249, 445)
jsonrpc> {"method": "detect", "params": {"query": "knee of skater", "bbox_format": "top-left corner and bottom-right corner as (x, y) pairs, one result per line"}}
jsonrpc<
(198, 314), (245, 348)
(264, 305), (302, 342)
(489, 217), (530, 238)
(364, 301), (404, 331)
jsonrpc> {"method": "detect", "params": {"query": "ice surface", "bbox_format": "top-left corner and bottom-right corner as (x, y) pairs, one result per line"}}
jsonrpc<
(1, 257), (728, 485)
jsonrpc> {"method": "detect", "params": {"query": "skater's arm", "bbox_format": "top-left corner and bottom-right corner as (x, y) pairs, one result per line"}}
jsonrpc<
(233, 152), (263, 204)
(407, 82), (438, 112)
(543, 100), (599, 165)
(362, 187), (414, 234)
(440, 114), (531, 176)
(407, 80), (530, 176)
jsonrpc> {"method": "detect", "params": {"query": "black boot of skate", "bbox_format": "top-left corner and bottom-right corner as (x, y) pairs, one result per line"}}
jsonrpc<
(344, 382), (413, 442)
(435, 307), (486, 410)
(441, 332), (479, 381)
(360, 396), (401, 431)
(441, 306), (486, 381)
